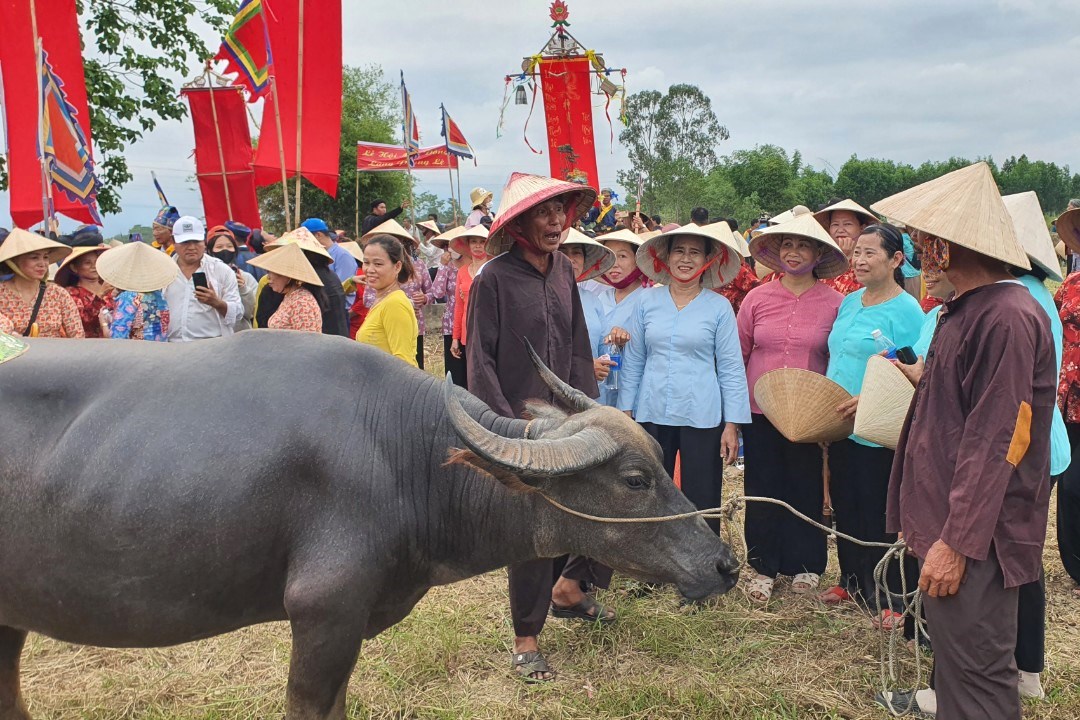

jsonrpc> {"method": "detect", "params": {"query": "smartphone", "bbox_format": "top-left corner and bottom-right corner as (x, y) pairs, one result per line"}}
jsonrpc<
(896, 346), (918, 365)
(192, 271), (209, 291)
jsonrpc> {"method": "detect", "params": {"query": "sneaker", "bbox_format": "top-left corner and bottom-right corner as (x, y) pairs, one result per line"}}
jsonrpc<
(875, 690), (935, 718)
(1018, 670), (1045, 699)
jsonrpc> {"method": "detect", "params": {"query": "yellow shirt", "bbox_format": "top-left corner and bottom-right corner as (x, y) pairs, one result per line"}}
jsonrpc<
(355, 289), (419, 366)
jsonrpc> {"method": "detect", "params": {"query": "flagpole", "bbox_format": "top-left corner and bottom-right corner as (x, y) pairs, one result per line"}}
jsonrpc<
(258, 6), (292, 228)
(441, 106), (459, 225)
(354, 172), (359, 238)
(455, 166), (462, 224)
(30, 0), (55, 232)
(401, 76), (415, 231)
(205, 68), (235, 221)
(293, 0), (305, 223)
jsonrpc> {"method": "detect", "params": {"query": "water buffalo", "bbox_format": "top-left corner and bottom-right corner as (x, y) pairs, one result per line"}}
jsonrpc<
(0, 331), (739, 719)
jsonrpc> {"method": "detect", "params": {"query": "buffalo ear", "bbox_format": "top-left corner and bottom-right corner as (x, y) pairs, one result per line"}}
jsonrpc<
(445, 448), (538, 495)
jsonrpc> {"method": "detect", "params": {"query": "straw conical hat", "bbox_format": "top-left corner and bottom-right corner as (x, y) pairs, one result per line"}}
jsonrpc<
(598, 227), (648, 248)
(417, 220), (441, 237)
(853, 356), (915, 449)
(248, 242), (323, 286)
(431, 225), (463, 249)
(362, 218), (415, 246)
(1056, 240), (1067, 260)
(338, 241), (365, 263)
(813, 199), (877, 230)
(749, 213), (849, 279)
(870, 162), (1028, 269)
(562, 228), (616, 281)
(1002, 192), (1062, 282)
(1057, 208), (1080, 254)
(487, 173), (597, 256)
(449, 224), (490, 256)
(96, 241), (180, 292)
(703, 220), (750, 257)
(264, 227), (333, 260)
(0, 228), (72, 265)
(636, 222), (743, 289)
(54, 245), (107, 287)
(769, 205), (812, 226)
(754, 368), (855, 443)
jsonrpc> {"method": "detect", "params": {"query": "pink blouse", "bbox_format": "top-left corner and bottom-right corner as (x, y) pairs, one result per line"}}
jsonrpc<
(737, 279), (843, 415)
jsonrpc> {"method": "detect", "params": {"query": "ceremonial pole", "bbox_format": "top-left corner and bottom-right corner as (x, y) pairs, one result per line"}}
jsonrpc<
(29, 0), (55, 232)
(204, 65), (235, 220)
(455, 166), (462, 222)
(354, 172), (360, 237)
(293, 0), (305, 223)
(441, 105), (459, 225)
(259, 9), (292, 228)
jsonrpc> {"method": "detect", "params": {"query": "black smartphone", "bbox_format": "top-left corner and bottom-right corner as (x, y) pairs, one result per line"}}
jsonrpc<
(192, 271), (209, 291)
(896, 346), (918, 365)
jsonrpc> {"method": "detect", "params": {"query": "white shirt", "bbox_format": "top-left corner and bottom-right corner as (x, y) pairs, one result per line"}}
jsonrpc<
(164, 255), (242, 342)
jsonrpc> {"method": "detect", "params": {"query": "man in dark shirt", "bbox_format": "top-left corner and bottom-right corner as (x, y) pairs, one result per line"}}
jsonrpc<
(467, 173), (609, 682)
(873, 163), (1053, 719)
(360, 197), (410, 236)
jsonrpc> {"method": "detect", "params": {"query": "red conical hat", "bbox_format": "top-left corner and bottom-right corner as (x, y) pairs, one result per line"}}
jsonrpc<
(486, 173), (597, 256)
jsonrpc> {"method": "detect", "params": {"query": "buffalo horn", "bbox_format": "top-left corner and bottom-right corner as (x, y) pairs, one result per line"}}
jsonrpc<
(524, 338), (598, 413)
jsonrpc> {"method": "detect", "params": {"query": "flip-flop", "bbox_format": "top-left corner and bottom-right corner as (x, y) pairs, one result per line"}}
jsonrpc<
(512, 650), (555, 683)
(550, 596), (616, 624)
(818, 585), (852, 605)
(873, 609), (905, 631)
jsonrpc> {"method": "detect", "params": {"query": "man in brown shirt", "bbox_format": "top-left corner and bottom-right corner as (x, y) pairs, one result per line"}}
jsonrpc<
(466, 173), (611, 683)
(873, 162), (1054, 719)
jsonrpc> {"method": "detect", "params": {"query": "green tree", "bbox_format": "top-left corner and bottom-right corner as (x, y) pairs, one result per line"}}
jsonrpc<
(997, 155), (1074, 214)
(257, 65), (409, 235)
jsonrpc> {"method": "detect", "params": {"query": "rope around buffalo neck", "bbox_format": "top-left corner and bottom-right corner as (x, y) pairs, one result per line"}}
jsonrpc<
(535, 491), (926, 712)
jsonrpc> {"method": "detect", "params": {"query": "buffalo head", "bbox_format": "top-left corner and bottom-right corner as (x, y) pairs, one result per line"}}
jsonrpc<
(445, 342), (740, 601)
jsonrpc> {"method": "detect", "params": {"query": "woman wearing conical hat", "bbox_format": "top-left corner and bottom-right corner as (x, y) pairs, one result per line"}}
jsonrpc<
(448, 224), (492, 387)
(95, 240), (179, 342)
(812, 198), (878, 295)
(593, 228), (651, 408)
(737, 214), (847, 603)
(0, 229), (84, 338)
(55, 245), (109, 338)
(558, 228), (617, 389)
(248, 243), (326, 333)
(1054, 204), (1080, 607)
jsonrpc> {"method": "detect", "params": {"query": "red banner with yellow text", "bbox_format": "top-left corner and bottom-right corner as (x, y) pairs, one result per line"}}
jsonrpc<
(356, 142), (459, 172)
(538, 56), (599, 191)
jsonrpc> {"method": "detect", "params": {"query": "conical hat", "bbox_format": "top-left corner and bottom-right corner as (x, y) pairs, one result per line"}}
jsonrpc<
(704, 220), (750, 257)
(870, 162), (1029, 269)
(813, 199), (877, 229)
(598, 227), (648, 248)
(0, 228), (72, 265)
(754, 368), (855, 443)
(449, 224), (490, 256)
(431, 225), (463, 249)
(362, 218), (415, 246)
(96, 241), (180, 292)
(487, 173), (597, 256)
(749, 213), (849, 279)
(1057, 208), (1080, 255)
(264, 227), (333, 260)
(1056, 240), (1067, 260)
(54, 245), (107, 287)
(636, 223), (744, 289)
(248, 242), (323, 286)
(338, 241), (365, 263)
(853, 356), (915, 449)
(417, 220), (440, 237)
(1002, 192), (1062, 282)
(769, 205), (811, 226)
(562, 228), (616, 281)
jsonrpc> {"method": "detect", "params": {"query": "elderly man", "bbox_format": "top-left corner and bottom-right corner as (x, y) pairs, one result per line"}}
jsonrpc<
(872, 163), (1054, 720)
(467, 173), (611, 683)
(360, 197), (410, 235)
(151, 206), (180, 255)
(585, 187), (618, 233)
(163, 216), (242, 342)
(301, 218), (357, 307)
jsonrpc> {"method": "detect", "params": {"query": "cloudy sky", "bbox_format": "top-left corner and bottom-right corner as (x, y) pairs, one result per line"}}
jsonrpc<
(3, 0), (1079, 235)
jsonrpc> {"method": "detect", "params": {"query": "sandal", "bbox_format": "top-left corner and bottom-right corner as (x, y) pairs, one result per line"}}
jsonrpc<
(818, 585), (852, 605)
(875, 689), (935, 719)
(791, 572), (820, 594)
(550, 595), (616, 624)
(873, 609), (905, 631)
(512, 650), (555, 683)
(747, 576), (774, 603)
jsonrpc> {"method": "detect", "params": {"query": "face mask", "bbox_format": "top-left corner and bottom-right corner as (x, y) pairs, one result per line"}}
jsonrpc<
(210, 249), (237, 265)
(450, 251), (462, 261)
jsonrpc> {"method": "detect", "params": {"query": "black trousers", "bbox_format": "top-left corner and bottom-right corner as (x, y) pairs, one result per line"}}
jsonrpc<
(1015, 569), (1045, 673)
(508, 556), (613, 638)
(1060, 424), (1080, 585)
(443, 335), (468, 388)
(415, 335), (425, 370)
(640, 422), (724, 534)
(828, 439), (919, 611)
(742, 414), (827, 578)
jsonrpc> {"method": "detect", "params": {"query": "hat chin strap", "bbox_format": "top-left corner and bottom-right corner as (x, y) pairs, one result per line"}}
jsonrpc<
(647, 245), (729, 284)
(5, 260), (34, 281)
(602, 266), (644, 289)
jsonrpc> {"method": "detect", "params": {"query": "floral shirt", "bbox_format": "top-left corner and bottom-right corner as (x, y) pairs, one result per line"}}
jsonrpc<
(920, 295), (944, 312)
(363, 256), (434, 335)
(714, 261), (759, 316)
(1055, 273), (1080, 423)
(430, 261), (458, 336)
(110, 291), (170, 342)
(67, 285), (108, 338)
(0, 312), (12, 334)
(0, 281), (84, 338)
(268, 288), (322, 333)
(821, 267), (862, 295)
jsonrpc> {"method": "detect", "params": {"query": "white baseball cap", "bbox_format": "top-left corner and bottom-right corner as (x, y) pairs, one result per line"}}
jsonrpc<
(173, 216), (205, 244)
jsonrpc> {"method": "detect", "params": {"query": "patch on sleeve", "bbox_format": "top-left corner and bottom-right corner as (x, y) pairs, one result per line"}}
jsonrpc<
(1006, 401), (1032, 468)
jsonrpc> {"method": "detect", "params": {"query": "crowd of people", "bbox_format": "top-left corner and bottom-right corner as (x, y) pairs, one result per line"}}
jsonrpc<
(1, 162), (1078, 719)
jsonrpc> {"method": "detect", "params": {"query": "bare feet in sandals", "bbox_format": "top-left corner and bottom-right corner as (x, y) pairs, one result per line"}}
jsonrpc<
(550, 576), (616, 623)
(513, 636), (554, 682)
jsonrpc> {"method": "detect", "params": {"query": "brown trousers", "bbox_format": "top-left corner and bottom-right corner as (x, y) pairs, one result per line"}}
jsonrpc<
(923, 549), (1020, 720)
(509, 556), (613, 637)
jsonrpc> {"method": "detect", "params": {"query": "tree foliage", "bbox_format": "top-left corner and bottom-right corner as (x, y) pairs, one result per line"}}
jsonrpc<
(256, 65), (409, 235)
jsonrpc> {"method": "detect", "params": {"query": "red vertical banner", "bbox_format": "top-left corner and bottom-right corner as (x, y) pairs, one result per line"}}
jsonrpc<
(181, 87), (262, 229)
(538, 56), (599, 191)
(252, 0), (343, 197)
(0, 0), (97, 227)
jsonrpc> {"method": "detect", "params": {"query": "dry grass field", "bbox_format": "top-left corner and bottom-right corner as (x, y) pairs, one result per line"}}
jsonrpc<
(16, 315), (1080, 718)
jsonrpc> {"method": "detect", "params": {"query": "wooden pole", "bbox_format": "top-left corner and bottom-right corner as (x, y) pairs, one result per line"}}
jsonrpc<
(446, 161), (458, 225)
(455, 166), (463, 223)
(354, 172), (359, 238)
(259, 9), (291, 228)
(293, 0), (305, 222)
(205, 72), (234, 220)
(30, 0), (54, 232)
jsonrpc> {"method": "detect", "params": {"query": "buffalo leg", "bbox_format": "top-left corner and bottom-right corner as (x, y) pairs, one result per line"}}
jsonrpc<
(284, 615), (365, 720)
(0, 626), (30, 720)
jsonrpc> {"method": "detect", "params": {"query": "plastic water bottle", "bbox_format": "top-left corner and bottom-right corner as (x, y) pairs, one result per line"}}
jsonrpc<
(871, 329), (898, 360)
(605, 342), (621, 390)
